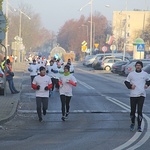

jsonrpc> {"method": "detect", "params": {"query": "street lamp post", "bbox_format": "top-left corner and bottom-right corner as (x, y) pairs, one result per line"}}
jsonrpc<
(80, 0), (94, 55)
(17, 10), (31, 62)
(19, 10), (31, 38)
(88, 21), (95, 50)
(82, 24), (88, 45)
(5, 0), (8, 57)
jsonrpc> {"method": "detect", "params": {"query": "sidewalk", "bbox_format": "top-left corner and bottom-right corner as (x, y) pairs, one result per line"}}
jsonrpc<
(0, 62), (27, 125)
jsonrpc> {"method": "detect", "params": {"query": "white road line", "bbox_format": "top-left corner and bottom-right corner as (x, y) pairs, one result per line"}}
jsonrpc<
(78, 79), (95, 90)
(77, 68), (150, 149)
(18, 110), (128, 114)
(104, 96), (144, 150)
(103, 95), (150, 150)
(126, 114), (150, 150)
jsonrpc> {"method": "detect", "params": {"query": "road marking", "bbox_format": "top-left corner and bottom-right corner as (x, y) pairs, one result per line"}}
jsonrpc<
(78, 79), (95, 90)
(77, 67), (150, 149)
(18, 110), (128, 114)
(104, 96), (144, 150)
(126, 114), (150, 150)
(101, 94), (150, 150)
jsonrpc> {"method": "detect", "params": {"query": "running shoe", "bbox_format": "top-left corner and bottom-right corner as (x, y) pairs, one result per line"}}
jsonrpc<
(137, 126), (142, 132)
(65, 113), (69, 119)
(61, 116), (65, 121)
(130, 123), (135, 131)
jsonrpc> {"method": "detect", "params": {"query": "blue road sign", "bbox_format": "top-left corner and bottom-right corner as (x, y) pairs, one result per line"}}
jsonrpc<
(137, 44), (145, 52)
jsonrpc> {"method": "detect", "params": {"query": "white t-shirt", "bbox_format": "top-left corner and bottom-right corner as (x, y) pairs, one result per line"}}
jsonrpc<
(70, 64), (74, 73)
(47, 65), (57, 78)
(32, 75), (52, 97)
(55, 67), (64, 79)
(125, 70), (150, 97)
(28, 64), (38, 76)
(59, 74), (77, 96)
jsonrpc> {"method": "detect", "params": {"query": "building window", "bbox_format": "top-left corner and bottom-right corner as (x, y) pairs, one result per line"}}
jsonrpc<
(127, 32), (130, 37)
(128, 24), (130, 27)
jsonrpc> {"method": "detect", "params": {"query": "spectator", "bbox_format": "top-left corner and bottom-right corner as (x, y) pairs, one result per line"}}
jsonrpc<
(5, 59), (20, 94)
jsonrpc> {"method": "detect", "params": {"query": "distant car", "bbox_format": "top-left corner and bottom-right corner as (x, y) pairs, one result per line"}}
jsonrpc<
(111, 61), (128, 74)
(99, 56), (130, 71)
(83, 55), (94, 66)
(100, 58), (123, 71)
(118, 59), (138, 76)
(124, 59), (150, 76)
(92, 57), (101, 70)
(143, 64), (150, 74)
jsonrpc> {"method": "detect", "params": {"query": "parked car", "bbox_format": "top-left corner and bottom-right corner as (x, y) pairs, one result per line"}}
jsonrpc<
(100, 58), (123, 71)
(84, 53), (111, 67)
(92, 57), (102, 70)
(124, 59), (150, 76)
(118, 59), (138, 76)
(83, 55), (94, 66)
(111, 61), (128, 74)
(99, 56), (130, 71)
(143, 64), (150, 74)
(0, 68), (4, 95)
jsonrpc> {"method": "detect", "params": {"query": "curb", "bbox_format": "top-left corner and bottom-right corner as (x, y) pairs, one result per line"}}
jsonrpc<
(0, 68), (25, 125)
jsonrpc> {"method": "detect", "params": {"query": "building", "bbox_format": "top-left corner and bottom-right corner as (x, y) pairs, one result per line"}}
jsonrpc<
(113, 11), (150, 52)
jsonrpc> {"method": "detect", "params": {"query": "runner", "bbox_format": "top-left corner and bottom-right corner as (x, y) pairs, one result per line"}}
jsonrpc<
(124, 61), (150, 132)
(59, 65), (77, 121)
(32, 66), (52, 122)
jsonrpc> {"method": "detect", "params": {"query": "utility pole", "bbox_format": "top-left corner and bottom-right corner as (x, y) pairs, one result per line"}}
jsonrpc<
(5, 0), (8, 57)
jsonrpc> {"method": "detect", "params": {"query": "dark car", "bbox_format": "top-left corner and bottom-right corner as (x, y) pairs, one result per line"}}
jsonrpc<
(124, 59), (150, 76)
(142, 64), (150, 74)
(118, 59), (141, 76)
(111, 61), (128, 74)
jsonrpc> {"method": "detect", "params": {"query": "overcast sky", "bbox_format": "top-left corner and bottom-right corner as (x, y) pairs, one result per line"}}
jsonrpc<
(3, 0), (150, 33)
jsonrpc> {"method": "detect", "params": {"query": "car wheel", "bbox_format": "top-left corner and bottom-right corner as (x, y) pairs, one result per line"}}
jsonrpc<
(105, 66), (111, 71)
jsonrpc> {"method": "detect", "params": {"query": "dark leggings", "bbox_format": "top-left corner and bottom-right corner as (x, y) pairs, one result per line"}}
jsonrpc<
(31, 75), (36, 85)
(51, 78), (56, 91)
(130, 96), (145, 126)
(36, 97), (48, 119)
(60, 95), (71, 116)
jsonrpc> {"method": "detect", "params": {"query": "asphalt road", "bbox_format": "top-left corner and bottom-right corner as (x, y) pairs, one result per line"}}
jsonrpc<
(0, 62), (150, 150)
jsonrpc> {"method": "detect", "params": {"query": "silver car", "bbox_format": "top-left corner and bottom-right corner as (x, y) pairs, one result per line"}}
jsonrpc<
(101, 58), (123, 71)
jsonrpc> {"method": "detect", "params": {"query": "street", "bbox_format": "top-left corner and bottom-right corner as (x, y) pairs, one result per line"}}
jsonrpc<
(0, 62), (150, 150)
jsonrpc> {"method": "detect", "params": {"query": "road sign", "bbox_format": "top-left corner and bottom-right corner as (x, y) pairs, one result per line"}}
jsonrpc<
(102, 46), (108, 53)
(110, 45), (116, 51)
(81, 45), (87, 52)
(94, 43), (99, 48)
(81, 40), (87, 46)
(137, 44), (145, 52)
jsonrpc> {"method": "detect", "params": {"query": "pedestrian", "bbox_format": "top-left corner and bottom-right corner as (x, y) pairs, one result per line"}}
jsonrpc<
(32, 66), (52, 122)
(5, 59), (20, 94)
(124, 61), (150, 132)
(9, 55), (13, 66)
(28, 59), (38, 84)
(59, 65), (77, 121)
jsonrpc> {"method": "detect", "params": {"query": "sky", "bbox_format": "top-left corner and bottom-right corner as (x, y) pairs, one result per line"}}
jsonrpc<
(3, 0), (150, 33)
